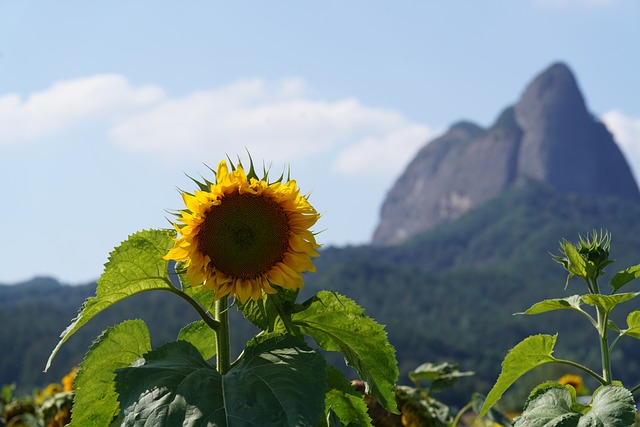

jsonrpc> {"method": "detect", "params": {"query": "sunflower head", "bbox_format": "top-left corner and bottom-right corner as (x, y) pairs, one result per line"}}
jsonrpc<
(165, 158), (320, 303)
(558, 374), (584, 394)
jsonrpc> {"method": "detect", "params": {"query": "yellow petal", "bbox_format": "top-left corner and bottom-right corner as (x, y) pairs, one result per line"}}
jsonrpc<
(284, 252), (316, 273)
(266, 266), (287, 285)
(164, 246), (190, 261)
(235, 279), (252, 304)
(249, 278), (263, 301)
(216, 160), (229, 182)
(260, 278), (277, 294)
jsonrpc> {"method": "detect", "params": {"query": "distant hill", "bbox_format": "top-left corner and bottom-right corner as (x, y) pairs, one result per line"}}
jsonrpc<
(373, 62), (639, 246)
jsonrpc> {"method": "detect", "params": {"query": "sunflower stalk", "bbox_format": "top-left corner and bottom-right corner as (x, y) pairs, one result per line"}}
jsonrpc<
(581, 275), (613, 385)
(215, 297), (231, 374)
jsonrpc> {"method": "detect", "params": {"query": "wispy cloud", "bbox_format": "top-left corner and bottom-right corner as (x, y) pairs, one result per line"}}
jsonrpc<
(332, 125), (436, 175)
(603, 110), (640, 181)
(0, 74), (434, 177)
(0, 75), (163, 143)
(109, 77), (436, 175)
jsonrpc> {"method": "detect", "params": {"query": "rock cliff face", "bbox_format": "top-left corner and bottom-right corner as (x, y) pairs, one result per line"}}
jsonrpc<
(372, 62), (640, 246)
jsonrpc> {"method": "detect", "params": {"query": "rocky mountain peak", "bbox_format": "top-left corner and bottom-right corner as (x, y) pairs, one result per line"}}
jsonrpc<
(372, 62), (640, 246)
(515, 62), (587, 125)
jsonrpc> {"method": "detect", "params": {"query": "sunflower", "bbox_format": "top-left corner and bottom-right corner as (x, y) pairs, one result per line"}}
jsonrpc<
(164, 158), (320, 303)
(558, 374), (584, 393)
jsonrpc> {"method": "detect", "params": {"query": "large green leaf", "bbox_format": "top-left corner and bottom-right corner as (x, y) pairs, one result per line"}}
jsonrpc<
(582, 292), (640, 315)
(579, 385), (636, 426)
(478, 334), (558, 418)
(324, 366), (373, 427)
(609, 264), (640, 292)
(69, 319), (151, 427)
(115, 334), (327, 427)
(177, 320), (217, 360)
(292, 291), (399, 414)
(513, 384), (635, 427)
(513, 384), (580, 427)
(46, 229), (175, 371)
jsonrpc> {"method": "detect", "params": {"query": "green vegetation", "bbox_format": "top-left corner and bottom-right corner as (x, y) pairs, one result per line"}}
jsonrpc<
(3, 182), (640, 413)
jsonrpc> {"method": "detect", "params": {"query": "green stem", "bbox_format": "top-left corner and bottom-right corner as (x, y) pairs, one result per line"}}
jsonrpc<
(555, 358), (607, 386)
(215, 297), (231, 375)
(609, 333), (623, 354)
(597, 307), (613, 384)
(591, 277), (613, 384)
(630, 383), (640, 394)
(162, 285), (221, 332)
(451, 401), (473, 427)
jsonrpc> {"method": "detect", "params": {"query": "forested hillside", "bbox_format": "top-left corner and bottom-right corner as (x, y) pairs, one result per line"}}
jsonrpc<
(3, 182), (640, 407)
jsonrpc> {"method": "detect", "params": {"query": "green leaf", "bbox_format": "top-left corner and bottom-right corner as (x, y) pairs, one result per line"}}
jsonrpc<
(471, 393), (512, 427)
(513, 384), (580, 427)
(177, 320), (216, 360)
(69, 319), (151, 427)
(478, 334), (558, 418)
(517, 296), (583, 315)
(115, 334), (327, 427)
(46, 229), (175, 371)
(578, 385), (636, 426)
(621, 309), (640, 339)
(513, 384), (635, 427)
(607, 319), (621, 333)
(240, 286), (300, 334)
(324, 366), (373, 427)
(408, 362), (474, 393)
(582, 292), (640, 315)
(609, 264), (640, 292)
(564, 242), (587, 279)
(293, 291), (399, 414)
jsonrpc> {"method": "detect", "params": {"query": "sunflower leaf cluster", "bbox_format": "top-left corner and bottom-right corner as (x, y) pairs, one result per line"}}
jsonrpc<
(479, 231), (640, 426)
(45, 156), (399, 427)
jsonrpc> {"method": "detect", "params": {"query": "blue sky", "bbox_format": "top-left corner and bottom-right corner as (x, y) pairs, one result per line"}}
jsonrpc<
(1, 0), (639, 284)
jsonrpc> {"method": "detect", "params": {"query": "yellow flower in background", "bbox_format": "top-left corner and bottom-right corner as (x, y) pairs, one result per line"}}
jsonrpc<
(35, 383), (62, 405)
(165, 159), (320, 303)
(62, 367), (78, 392)
(559, 374), (584, 393)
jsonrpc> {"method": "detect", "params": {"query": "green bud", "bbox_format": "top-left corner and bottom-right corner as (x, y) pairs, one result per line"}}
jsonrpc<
(552, 230), (614, 285)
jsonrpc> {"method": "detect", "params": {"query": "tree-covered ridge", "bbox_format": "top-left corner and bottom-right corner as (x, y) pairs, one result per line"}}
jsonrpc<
(4, 182), (640, 408)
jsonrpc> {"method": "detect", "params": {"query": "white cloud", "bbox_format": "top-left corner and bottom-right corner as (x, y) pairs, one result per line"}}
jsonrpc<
(602, 109), (640, 180)
(109, 78), (431, 175)
(0, 74), (433, 177)
(332, 125), (437, 175)
(0, 75), (164, 143)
